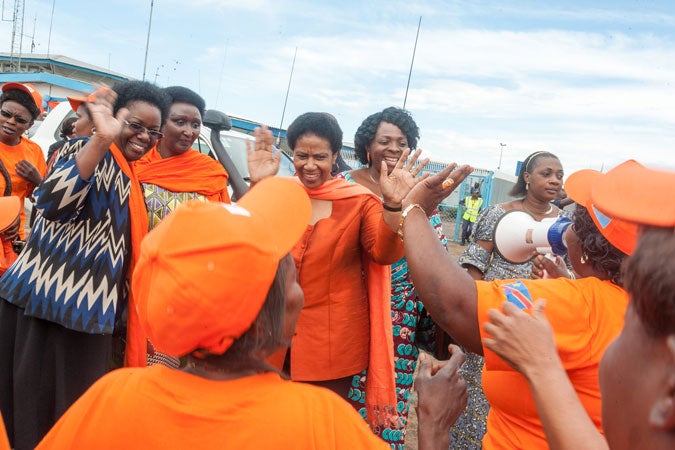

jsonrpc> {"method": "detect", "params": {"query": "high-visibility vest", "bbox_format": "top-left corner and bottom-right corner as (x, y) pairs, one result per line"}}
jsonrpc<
(462, 197), (483, 222)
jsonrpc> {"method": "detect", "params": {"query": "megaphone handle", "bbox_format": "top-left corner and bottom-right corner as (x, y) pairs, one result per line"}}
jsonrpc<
(541, 253), (560, 279)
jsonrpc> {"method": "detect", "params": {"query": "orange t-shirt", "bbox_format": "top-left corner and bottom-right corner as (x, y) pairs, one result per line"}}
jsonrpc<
(37, 366), (389, 450)
(0, 411), (10, 450)
(476, 277), (628, 450)
(291, 193), (403, 381)
(0, 136), (46, 239)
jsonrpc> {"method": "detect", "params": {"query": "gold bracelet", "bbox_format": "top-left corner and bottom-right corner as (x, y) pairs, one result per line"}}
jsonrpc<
(397, 204), (425, 242)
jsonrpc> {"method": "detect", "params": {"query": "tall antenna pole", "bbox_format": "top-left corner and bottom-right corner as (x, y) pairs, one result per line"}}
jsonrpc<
(277, 46), (298, 146)
(47, 0), (55, 56)
(403, 16), (422, 109)
(142, 0), (155, 81)
(215, 39), (229, 110)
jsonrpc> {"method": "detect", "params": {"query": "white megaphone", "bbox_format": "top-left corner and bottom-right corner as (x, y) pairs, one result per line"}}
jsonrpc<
(493, 210), (572, 264)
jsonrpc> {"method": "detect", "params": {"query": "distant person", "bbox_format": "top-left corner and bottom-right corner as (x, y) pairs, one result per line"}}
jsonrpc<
(247, 112), (426, 431)
(481, 161), (675, 450)
(133, 85), (229, 368)
(45, 96), (96, 173)
(459, 188), (483, 245)
(35, 179), (470, 450)
(46, 116), (77, 163)
(399, 161), (637, 449)
(0, 81), (170, 450)
(0, 82), (47, 246)
(336, 106), (443, 449)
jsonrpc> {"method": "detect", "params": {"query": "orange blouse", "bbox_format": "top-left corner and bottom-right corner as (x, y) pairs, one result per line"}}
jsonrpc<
(290, 188), (403, 381)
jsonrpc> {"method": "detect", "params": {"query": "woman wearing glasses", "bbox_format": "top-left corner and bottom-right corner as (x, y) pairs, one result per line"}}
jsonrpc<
(0, 83), (47, 274)
(133, 86), (229, 368)
(0, 80), (170, 450)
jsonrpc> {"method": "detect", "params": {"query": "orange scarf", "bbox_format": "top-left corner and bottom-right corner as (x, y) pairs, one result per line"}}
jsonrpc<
(292, 177), (400, 430)
(109, 143), (150, 367)
(133, 146), (230, 202)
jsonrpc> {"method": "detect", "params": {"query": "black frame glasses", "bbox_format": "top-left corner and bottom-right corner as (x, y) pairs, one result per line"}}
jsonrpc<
(0, 109), (31, 125)
(123, 120), (164, 139)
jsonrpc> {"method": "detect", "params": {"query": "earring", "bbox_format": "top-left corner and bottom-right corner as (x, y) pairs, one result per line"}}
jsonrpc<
(526, 182), (529, 191)
(91, 127), (96, 135)
(580, 252), (588, 264)
(367, 153), (371, 164)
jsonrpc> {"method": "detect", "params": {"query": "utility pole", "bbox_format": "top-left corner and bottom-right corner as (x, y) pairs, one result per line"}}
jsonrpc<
(142, 0), (155, 81)
(403, 16), (422, 109)
(498, 143), (506, 170)
(277, 46), (298, 146)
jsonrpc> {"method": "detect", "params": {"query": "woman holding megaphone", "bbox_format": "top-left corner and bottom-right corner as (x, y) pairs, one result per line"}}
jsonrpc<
(398, 164), (636, 449)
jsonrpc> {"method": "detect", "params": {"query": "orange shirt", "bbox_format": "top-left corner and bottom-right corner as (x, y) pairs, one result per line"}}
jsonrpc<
(0, 412), (9, 450)
(0, 136), (46, 238)
(37, 366), (389, 450)
(476, 277), (629, 449)
(291, 192), (403, 381)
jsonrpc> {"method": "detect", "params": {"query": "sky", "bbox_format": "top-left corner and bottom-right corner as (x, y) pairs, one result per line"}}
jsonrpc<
(2, 0), (675, 176)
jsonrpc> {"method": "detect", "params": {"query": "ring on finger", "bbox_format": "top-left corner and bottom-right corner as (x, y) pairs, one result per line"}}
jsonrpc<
(442, 178), (455, 189)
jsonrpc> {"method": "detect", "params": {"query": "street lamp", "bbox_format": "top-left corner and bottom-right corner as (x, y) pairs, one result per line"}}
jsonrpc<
(498, 143), (506, 171)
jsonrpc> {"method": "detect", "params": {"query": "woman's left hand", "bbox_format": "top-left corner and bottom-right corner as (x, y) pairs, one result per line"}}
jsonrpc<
(379, 149), (430, 206)
(15, 160), (42, 185)
(483, 299), (561, 380)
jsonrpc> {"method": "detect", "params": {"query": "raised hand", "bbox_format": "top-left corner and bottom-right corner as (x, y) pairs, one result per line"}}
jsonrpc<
(86, 87), (120, 144)
(404, 163), (474, 215)
(379, 148), (430, 206)
(247, 125), (280, 184)
(483, 299), (560, 378)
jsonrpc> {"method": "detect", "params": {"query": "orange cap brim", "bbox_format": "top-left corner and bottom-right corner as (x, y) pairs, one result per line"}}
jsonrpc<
(67, 96), (87, 113)
(592, 160), (675, 227)
(566, 168), (639, 255)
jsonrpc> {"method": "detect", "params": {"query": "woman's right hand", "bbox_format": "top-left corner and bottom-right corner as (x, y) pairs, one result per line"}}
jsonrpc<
(404, 163), (474, 215)
(86, 87), (120, 144)
(247, 125), (280, 184)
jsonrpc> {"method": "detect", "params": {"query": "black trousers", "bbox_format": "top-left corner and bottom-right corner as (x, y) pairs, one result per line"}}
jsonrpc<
(461, 219), (475, 242)
(0, 299), (111, 450)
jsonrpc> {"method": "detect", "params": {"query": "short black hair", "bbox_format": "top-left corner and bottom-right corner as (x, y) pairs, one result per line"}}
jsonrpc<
(0, 89), (40, 120)
(353, 107), (420, 166)
(163, 86), (206, 118)
(59, 117), (77, 138)
(287, 112), (342, 154)
(509, 151), (560, 197)
(112, 80), (171, 125)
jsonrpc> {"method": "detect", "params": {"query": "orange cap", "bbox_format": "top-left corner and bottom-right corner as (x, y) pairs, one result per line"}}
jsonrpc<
(132, 177), (311, 357)
(1, 82), (43, 115)
(67, 96), (87, 113)
(566, 169), (639, 255)
(0, 196), (21, 233)
(591, 160), (675, 227)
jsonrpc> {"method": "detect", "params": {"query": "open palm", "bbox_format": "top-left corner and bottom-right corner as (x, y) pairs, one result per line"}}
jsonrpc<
(247, 125), (280, 184)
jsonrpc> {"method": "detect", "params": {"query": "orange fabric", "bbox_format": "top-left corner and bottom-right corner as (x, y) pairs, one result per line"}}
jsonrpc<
(37, 366), (389, 449)
(109, 143), (150, 368)
(476, 277), (628, 449)
(0, 136), (47, 238)
(0, 196), (20, 275)
(0, 411), (9, 450)
(290, 177), (401, 429)
(133, 145), (230, 202)
(0, 241), (17, 275)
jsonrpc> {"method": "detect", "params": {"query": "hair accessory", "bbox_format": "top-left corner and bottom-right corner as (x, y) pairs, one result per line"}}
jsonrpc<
(397, 203), (425, 241)
(133, 177), (311, 357)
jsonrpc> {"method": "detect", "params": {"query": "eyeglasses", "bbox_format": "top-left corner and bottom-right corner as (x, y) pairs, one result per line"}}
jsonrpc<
(123, 120), (163, 139)
(0, 109), (30, 125)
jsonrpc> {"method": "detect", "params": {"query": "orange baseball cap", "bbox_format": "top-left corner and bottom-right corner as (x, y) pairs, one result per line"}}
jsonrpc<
(67, 96), (87, 113)
(591, 160), (675, 227)
(565, 168), (639, 255)
(132, 177), (311, 357)
(1, 82), (43, 115)
(0, 196), (21, 232)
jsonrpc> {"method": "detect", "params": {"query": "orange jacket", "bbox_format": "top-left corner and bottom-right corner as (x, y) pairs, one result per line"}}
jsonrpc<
(37, 367), (389, 450)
